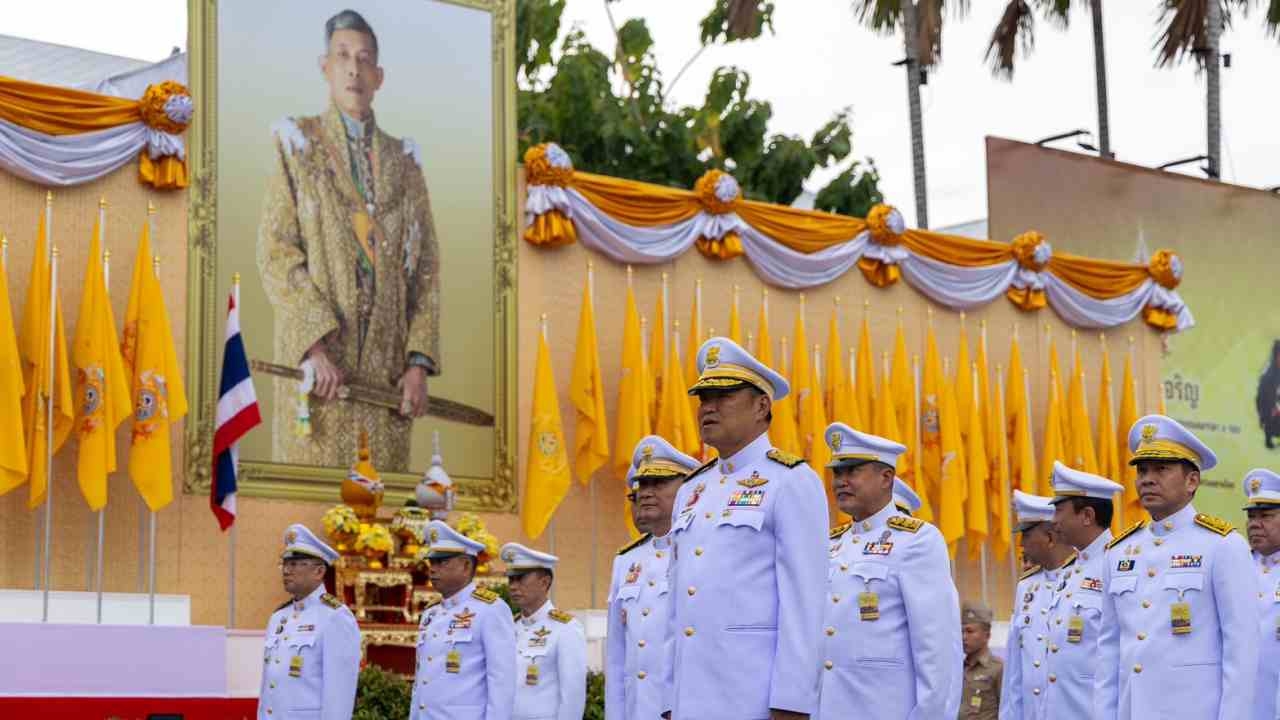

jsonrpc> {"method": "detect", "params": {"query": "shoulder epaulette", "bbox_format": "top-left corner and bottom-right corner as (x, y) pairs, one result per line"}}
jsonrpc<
(275, 599), (293, 612)
(472, 587), (499, 604)
(549, 609), (574, 624)
(887, 516), (923, 533)
(1194, 513), (1233, 536)
(617, 533), (652, 556)
(1106, 519), (1148, 549)
(1058, 552), (1078, 570)
(424, 597), (442, 610)
(766, 449), (804, 468)
(894, 504), (913, 516)
(685, 458), (717, 481)
(1019, 565), (1043, 582)
(321, 593), (343, 609)
(829, 521), (852, 539)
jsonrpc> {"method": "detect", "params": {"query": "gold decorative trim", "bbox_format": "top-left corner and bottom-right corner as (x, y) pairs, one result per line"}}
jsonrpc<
(184, 0), (518, 511)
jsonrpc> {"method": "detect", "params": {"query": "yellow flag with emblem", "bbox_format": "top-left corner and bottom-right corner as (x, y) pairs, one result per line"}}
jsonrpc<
(1117, 350), (1142, 524)
(1096, 346), (1122, 532)
(988, 364), (1012, 555)
(955, 321), (973, 443)
(899, 355), (933, 523)
(124, 222), (188, 512)
(728, 285), (742, 345)
(649, 280), (667, 424)
(824, 302), (845, 420)
(938, 369), (967, 558)
(804, 345), (833, 512)
(613, 282), (650, 481)
(73, 217), (132, 510)
(0, 240), (27, 495)
(522, 324), (571, 539)
(1067, 343), (1099, 473)
(855, 311), (875, 431)
(964, 364), (989, 561)
(1006, 333), (1036, 493)
(770, 338), (802, 457)
(920, 321), (943, 516)
(755, 290), (772, 368)
(19, 212), (75, 509)
(890, 319), (911, 435)
(1039, 372), (1065, 498)
(791, 298), (812, 434)
(570, 274), (609, 483)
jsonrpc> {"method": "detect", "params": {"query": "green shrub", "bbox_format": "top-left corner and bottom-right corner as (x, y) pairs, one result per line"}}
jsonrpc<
(353, 664), (411, 720)
(584, 670), (606, 720)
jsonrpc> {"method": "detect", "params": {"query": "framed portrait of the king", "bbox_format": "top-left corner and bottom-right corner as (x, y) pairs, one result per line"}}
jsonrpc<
(186, 0), (517, 510)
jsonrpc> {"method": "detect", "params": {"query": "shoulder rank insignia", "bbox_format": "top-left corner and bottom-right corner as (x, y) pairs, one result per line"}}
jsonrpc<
(766, 449), (804, 468)
(887, 516), (923, 533)
(275, 599), (293, 612)
(1019, 565), (1043, 582)
(829, 521), (852, 540)
(424, 597), (442, 610)
(685, 458), (717, 482)
(549, 609), (574, 624)
(321, 593), (343, 609)
(1106, 519), (1149, 549)
(472, 587), (499, 604)
(1194, 513), (1233, 536)
(617, 533), (653, 556)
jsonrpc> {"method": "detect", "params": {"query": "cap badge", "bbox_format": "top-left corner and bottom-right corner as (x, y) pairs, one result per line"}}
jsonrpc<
(829, 432), (843, 451)
(502, 549), (516, 563)
(641, 445), (654, 461)
(1251, 476), (1263, 494)
(285, 529), (298, 544)
(705, 345), (721, 368)
(429, 528), (440, 543)
(1141, 424), (1157, 443)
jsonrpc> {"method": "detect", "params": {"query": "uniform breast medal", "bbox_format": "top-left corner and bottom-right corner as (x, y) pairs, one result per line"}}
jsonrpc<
(446, 649), (462, 673)
(525, 661), (540, 686)
(1067, 614), (1084, 643)
(289, 655), (304, 678)
(1170, 601), (1192, 635)
(858, 592), (880, 621)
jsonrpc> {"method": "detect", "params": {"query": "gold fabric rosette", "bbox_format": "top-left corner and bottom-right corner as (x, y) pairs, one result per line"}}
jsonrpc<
(693, 169), (745, 260)
(858, 203), (906, 287)
(523, 143), (578, 247)
(1143, 249), (1184, 330)
(1006, 230), (1050, 311)
(137, 81), (191, 189)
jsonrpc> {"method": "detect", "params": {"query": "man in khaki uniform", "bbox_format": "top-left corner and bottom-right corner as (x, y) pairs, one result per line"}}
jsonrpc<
(959, 603), (1002, 720)
(258, 9), (439, 470)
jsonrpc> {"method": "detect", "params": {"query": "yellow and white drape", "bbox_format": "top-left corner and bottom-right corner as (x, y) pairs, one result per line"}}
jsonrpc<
(0, 76), (191, 189)
(523, 143), (1192, 333)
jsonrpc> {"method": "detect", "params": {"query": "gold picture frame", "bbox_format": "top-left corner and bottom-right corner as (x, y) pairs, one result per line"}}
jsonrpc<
(184, 0), (518, 510)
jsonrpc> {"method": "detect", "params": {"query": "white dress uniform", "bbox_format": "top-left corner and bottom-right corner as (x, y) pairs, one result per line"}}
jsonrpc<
(605, 436), (699, 720)
(1094, 415), (1259, 720)
(664, 338), (829, 720)
(500, 543), (587, 720)
(1000, 491), (1076, 720)
(1041, 463), (1122, 719)
(816, 424), (960, 720)
(258, 524), (361, 720)
(1242, 468), (1280, 720)
(412, 520), (516, 720)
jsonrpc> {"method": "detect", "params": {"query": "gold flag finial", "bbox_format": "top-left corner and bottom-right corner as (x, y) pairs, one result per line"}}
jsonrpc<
(233, 272), (241, 285)
(979, 318), (987, 329)
(99, 196), (107, 209)
(897, 305), (903, 317)
(834, 295), (840, 307)
(45, 191), (53, 205)
(104, 249), (112, 261)
(147, 201), (157, 216)
(52, 246), (61, 258)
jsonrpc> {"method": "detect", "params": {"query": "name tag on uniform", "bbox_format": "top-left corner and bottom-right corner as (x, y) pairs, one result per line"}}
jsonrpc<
(1171, 602), (1192, 635)
(1170, 555), (1202, 569)
(525, 663), (540, 686)
(1116, 559), (1136, 572)
(446, 649), (462, 673)
(1067, 615), (1084, 643)
(858, 592), (880, 621)
(727, 489), (764, 507)
(970, 694), (983, 709)
(863, 542), (893, 556)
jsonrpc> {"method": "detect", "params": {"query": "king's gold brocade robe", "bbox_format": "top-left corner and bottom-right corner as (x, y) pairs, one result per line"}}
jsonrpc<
(258, 106), (440, 471)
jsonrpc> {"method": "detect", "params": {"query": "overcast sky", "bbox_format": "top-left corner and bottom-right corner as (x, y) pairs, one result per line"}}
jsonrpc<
(8, 0), (1279, 229)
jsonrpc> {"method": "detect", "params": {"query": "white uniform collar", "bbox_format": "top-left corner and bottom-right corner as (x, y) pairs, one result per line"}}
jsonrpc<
(851, 500), (898, 535)
(520, 600), (553, 626)
(294, 583), (326, 611)
(1150, 502), (1197, 537)
(1077, 528), (1113, 563)
(651, 533), (673, 550)
(1257, 548), (1280, 569)
(443, 580), (477, 609)
(717, 431), (772, 475)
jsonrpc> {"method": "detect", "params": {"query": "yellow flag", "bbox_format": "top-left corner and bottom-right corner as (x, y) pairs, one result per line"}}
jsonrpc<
(791, 299), (812, 437)
(1005, 332), (1026, 444)
(920, 321), (943, 514)
(1005, 334), (1036, 493)
(938, 370), (967, 557)
(1048, 334), (1069, 442)
(853, 312), (874, 431)
(890, 320), (911, 433)
(964, 364), (989, 560)
(755, 290), (772, 367)
(1118, 350), (1142, 524)
(0, 241), (27, 495)
(874, 354), (903, 447)
(124, 222), (188, 512)
(1067, 342), (1099, 473)
(771, 338), (802, 458)
(649, 278), (667, 424)
(655, 331), (700, 457)
(614, 283), (651, 480)
(975, 324), (993, 454)
(640, 316), (655, 431)
(988, 366), (1012, 555)
(1096, 345), (1122, 532)
(901, 355), (934, 523)
(73, 217), (132, 510)
(1156, 377), (1166, 414)
(1040, 372), (1065, 498)
(956, 321), (973, 443)
(805, 345), (831, 472)
(824, 302), (845, 420)
(570, 275), (610, 483)
(522, 326), (572, 539)
(832, 346), (858, 429)
(728, 285), (742, 345)
(19, 212), (75, 509)
(687, 281), (703, 385)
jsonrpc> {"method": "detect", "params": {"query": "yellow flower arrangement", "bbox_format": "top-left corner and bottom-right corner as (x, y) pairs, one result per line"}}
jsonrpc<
(321, 505), (361, 552)
(356, 524), (394, 569)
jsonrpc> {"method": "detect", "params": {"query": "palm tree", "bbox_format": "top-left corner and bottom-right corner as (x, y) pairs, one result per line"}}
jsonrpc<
(852, 1), (964, 229)
(986, 1), (1113, 159)
(1156, 0), (1280, 180)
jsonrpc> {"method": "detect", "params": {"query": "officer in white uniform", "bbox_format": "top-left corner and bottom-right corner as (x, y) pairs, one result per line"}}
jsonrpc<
(999, 490), (1077, 720)
(501, 542), (587, 720)
(258, 524), (361, 720)
(1094, 415), (1258, 720)
(1042, 462), (1122, 719)
(664, 337), (828, 720)
(1244, 468), (1280, 720)
(606, 436), (700, 720)
(412, 520), (516, 720)
(817, 424), (960, 720)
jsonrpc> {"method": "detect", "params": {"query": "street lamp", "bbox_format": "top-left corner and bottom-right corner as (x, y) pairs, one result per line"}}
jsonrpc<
(1035, 129), (1098, 153)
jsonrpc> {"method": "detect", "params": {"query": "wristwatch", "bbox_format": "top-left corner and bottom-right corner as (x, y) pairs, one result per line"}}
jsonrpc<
(407, 352), (438, 376)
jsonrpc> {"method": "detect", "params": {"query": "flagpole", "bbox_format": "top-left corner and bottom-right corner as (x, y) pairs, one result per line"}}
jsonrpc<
(41, 233), (59, 622)
(8, 233), (43, 593)
(998, 368), (1017, 597)
(227, 273), (242, 629)
(96, 207), (110, 623)
(1021, 367), (1033, 588)
(587, 263), (599, 608)
(148, 252), (161, 625)
(139, 204), (157, 594)
(973, 363), (990, 608)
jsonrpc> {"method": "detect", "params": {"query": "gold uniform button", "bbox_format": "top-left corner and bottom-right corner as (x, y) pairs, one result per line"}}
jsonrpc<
(1049, 674), (1057, 683)
(655, 551), (664, 559)
(1137, 632), (1146, 640)
(1133, 664), (1143, 673)
(705, 512), (712, 519)
(638, 640), (647, 648)
(832, 595), (841, 604)
(840, 564), (849, 572)
(1033, 688), (1041, 696)
(649, 581), (655, 587)
(1056, 619), (1062, 625)
(1154, 538), (1164, 546)
(269, 682), (276, 689)
(266, 711), (272, 716)
(1142, 600), (1151, 609)
(1050, 645), (1059, 653)
(642, 608), (650, 616)
(1163, 521), (1173, 530)
(688, 586), (697, 596)
(825, 627), (835, 636)
(1147, 569), (1156, 578)
(1033, 660), (1041, 668)
(695, 547), (704, 556)
(684, 627), (695, 637)
(824, 661), (834, 670)
(638, 671), (647, 679)
(723, 509), (732, 517)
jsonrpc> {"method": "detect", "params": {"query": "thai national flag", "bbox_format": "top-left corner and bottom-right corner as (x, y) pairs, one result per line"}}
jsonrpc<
(212, 282), (261, 530)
